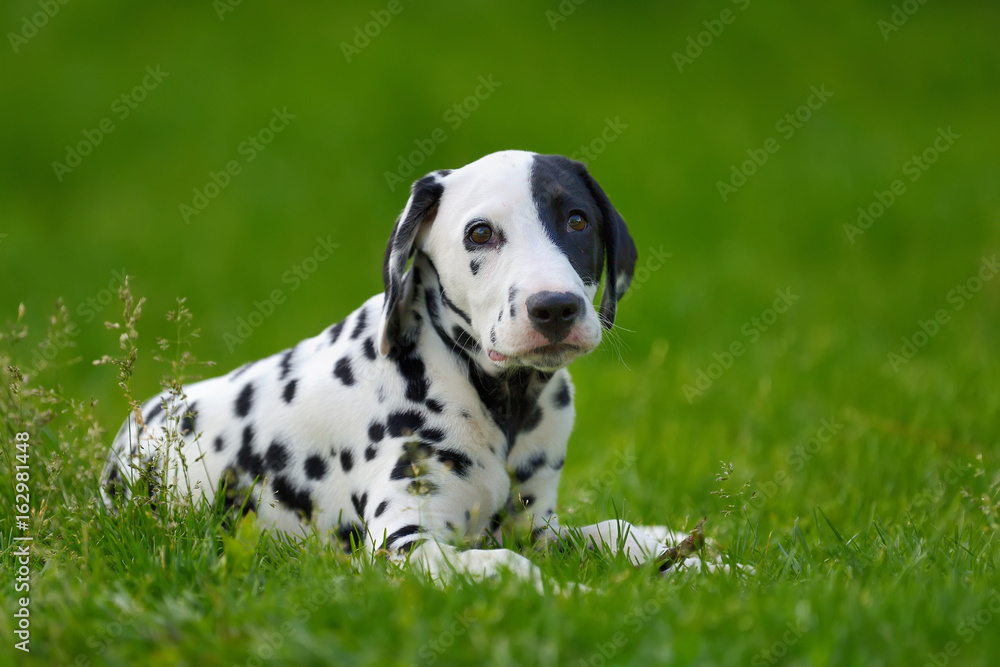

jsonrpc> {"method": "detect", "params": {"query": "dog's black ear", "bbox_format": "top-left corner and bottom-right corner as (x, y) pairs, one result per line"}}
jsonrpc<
(575, 164), (637, 328)
(378, 171), (446, 356)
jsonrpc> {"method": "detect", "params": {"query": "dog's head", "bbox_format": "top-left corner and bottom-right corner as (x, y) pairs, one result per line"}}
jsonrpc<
(378, 150), (636, 372)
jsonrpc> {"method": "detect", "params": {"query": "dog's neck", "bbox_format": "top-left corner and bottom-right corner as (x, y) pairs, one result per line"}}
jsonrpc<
(405, 252), (554, 455)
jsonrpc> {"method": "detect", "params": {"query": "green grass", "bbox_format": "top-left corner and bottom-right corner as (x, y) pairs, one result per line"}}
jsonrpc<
(2, 0), (1000, 665)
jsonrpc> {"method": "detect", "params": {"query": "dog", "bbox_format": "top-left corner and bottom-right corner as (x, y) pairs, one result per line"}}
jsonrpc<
(101, 150), (708, 587)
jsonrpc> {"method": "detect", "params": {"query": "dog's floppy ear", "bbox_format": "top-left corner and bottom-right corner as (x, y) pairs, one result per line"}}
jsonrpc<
(378, 171), (446, 357)
(575, 164), (637, 328)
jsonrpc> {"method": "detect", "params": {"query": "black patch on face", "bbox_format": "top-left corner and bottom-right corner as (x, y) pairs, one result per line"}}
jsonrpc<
(363, 337), (377, 361)
(237, 425), (265, 481)
(529, 154), (606, 287)
(334, 357), (355, 386)
(387, 410), (425, 437)
(266, 441), (289, 472)
(328, 321), (345, 345)
(279, 347), (295, 380)
(451, 325), (479, 353)
(214, 435), (225, 452)
(368, 421), (386, 442)
(304, 455), (328, 480)
(553, 377), (572, 408)
(374, 499), (389, 518)
(235, 383), (254, 418)
(272, 475), (312, 521)
(144, 400), (164, 424)
(340, 449), (355, 472)
(426, 398), (443, 413)
(282, 379), (297, 403)
(440, 288), (472, 325)
(351, 308), (368, 339)
(351, 491), (368, 520)
(489, 326), (497, 345)
(181, 402), (198, 435)
(436, 448), (472, 478)
(515, 452), (548, 483)
(469, 258), (481, 275)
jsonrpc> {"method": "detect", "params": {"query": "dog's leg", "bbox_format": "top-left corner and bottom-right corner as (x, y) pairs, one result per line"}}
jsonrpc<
(406, 540), (575, 594)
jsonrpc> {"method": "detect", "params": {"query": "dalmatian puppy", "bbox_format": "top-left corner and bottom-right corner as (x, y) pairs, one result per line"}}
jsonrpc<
(101, 150), (699, 587)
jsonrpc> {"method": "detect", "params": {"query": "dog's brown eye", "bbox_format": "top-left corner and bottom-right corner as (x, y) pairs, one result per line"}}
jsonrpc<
(567, 214), (588, 232)
(468, 224), (493, 245)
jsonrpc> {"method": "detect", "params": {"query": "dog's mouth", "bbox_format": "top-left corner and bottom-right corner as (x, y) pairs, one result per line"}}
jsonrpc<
(488, 342), (587, 369)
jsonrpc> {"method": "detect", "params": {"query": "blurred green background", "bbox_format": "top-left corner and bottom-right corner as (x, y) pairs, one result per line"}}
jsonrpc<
(3, 0), (999, 493)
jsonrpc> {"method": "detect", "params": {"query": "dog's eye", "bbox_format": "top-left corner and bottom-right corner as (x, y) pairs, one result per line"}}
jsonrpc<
(567, 213), (588, 232)
(468, 224), (494, 245)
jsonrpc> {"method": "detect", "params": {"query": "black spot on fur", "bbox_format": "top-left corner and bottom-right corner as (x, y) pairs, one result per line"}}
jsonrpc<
(552, 458), (565, 470)
(385, 524), (423, 550)
(369, 421), (385, 442)
(440, 288), (472, 325)
(436, 449), (473, 478)
(304, 455), (328, 480)
(237, 425), (265, 480)
(338, 523), (365, 554)
(144, 400), (164, 424)
(272, 475), (312, 521)
(340, 449), (354, 472)
(214, 435), (225, 452)
(279, 347), (295, 380)
(328, 321), (345, 345)
(389, 441), (434, 480)
(351, 308), (368, 339)
(469, 258), (481, 275)
(365, 445), (378, 461)
(235, 383), (254, 418)
(387, 410), (425, 437)
(510, 303), (517, 318)
(451, 325), (479, 352)
(508, 286), (517, 304)
(363, 337), (377, 360)
(426, 398), (443, 413)
(392, 338), (429, 403)
(266, 441), (289, 472)
(351, 491), (368, 519)
(282, 379), (297, 403)
(489, 327), (497, 345)
(334, 357), (355, 386)
(521, 405), (543, 433)
(374, 500), (389, 518)
(181, 402), (198, 435)
(420, 427), (445, 443)
(516, 453), (548, 483)
(520, 495), (536, 509)
(230, 362), (255, 381)
(554, 378), (572, 408)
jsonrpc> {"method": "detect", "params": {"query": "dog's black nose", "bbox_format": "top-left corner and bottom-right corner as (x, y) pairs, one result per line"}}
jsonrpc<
(526, 291), (584, 342)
